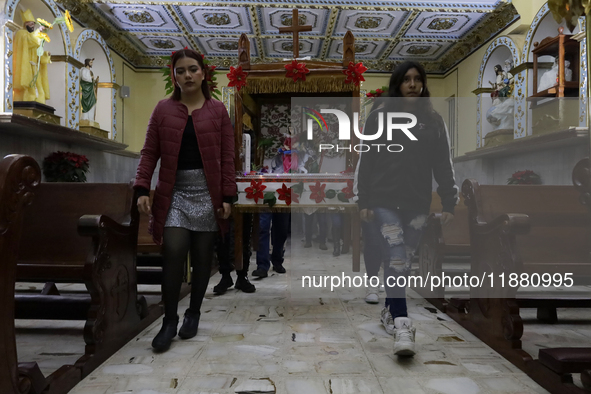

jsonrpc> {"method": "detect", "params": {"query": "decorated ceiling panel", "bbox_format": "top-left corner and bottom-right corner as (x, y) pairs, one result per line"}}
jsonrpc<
(389, 41), (455, 61)
(328, 39), (389, 59)
(264, 37), (322, 58)
(333, 10), (409, 37)
(196, 36), (259, 57)
(405, 12), (483, 39)
(94, 4), (179, 32)
(56, 0), (519, 73)
(259, 7), (328, 35)
(175, 6), (253, 34)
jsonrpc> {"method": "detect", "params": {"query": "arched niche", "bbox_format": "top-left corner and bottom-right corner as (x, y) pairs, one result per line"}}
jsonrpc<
(4, 0), (73, 124)
(521, 2), (587, 133)
(74, 29), (117, 139)
(476, 37), (520, 148)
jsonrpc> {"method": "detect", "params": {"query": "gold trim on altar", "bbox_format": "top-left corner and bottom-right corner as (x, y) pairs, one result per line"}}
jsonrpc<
(51, 55), (84, 69)
(242, 73), (357, 94)
(97, 82), (121, 89)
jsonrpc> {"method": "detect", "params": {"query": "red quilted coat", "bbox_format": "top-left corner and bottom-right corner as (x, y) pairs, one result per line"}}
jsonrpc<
(134, 98), (236, 244)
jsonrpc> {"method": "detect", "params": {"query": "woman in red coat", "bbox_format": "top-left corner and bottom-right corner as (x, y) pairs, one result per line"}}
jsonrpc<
(134, 49), (236, 352)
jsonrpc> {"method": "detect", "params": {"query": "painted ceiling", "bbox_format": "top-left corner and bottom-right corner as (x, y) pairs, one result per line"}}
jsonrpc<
(55, 0), (519, 73)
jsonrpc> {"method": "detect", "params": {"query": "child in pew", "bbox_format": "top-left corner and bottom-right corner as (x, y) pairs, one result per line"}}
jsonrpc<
(355, 61), (459, 357)
(134, 48), (236, 352)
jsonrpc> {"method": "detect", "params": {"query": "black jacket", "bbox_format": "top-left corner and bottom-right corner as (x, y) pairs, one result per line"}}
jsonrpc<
(355, 107), (458, 214)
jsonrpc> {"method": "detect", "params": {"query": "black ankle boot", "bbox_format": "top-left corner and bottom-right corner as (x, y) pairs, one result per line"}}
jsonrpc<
(152, 316), (178, 351)
(178, 310), (200, 339)
(235, 274), (256, 293)
(332, 227), (341, 256)
(213, 274), (234, 295)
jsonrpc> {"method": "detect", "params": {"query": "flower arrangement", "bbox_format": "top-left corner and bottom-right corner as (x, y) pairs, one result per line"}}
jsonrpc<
(507, 170), (542, 185)
(30, 11), (74, 87)
(367, 86), (388, 98)
(42, 151), (89, 182)
(160, 48), (220, 99)
(364, 86), (388, 108)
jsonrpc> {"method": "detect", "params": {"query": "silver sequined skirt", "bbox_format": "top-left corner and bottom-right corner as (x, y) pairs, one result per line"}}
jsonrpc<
(165, 169), (218, 232)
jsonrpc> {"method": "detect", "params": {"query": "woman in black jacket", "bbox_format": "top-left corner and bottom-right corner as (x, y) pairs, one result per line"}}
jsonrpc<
(356, 61), (458, 357)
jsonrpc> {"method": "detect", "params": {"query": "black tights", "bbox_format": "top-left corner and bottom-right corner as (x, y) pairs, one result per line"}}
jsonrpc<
(161, 227), (217, 320)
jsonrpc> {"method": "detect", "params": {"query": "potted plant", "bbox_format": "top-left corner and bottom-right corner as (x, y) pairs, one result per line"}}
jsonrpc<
(507, 170), (542, 185)
(42, 151), (89, 182)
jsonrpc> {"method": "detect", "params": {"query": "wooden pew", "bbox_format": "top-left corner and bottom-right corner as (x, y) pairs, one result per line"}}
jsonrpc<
(135, 191), (196, 291)
(136, 190), (165, 285)
(524, 158), (591, 394)
(413, 193), (469, 310)
(445, 179), (589, 374)
(0, 154), (78, 394)
(13, 180), (151, 380)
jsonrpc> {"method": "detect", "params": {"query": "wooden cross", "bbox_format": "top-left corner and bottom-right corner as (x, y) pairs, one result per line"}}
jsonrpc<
(278, 9), (312, 59)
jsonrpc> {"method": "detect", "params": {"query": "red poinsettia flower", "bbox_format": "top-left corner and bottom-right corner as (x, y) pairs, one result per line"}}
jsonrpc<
(309, 181), (326, 203)
(285, 60), (310, 82)
(291, 191), (300, 204)
(341, 180), (355, 199)
(277, 183), (293, 206)
(343, 61), (368, 86)
(245, 180), (266, 203)
(227, 66), (248, 92)
(367, 88), (384, 98)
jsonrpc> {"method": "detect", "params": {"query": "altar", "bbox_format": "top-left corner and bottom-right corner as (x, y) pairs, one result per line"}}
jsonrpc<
(228, 10), (363, 271)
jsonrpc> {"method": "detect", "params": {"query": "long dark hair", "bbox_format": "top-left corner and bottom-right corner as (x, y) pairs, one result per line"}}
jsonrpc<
(170, 49), (211, 101)
(372, 61), (435, 115)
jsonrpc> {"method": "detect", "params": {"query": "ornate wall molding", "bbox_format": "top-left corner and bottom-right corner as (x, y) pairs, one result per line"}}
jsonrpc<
(578, 17), (587, 128)
(476, 36), (521, 147)
(74, 29), (117, 139)
(521, 3), (549, 65)
(4, 0), (73, 114)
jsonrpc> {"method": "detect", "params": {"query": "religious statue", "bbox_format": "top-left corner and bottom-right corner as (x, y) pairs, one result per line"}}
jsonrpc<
(276, 128), (298, 173)
(80, 58), (99, 124)
(539, 57), (558, 92)
(13, 9), (51, 104)
(296, 140), (319, 173)
(565, 60), (573, 82)
(486, 61), (515, 130)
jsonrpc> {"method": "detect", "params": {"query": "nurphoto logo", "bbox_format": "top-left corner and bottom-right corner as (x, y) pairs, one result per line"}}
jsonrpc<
(304, 107), (419, 153)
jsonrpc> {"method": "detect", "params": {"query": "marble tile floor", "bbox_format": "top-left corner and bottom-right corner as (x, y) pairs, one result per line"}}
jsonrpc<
(15, 241), (591, 394)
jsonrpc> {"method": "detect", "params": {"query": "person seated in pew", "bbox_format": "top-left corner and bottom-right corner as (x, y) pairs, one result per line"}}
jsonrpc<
(135, 48), (236, 352)
(355, 61), (459, 357)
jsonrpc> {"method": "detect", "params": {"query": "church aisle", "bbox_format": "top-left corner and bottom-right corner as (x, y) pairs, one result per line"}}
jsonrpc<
(68, 240), (550, 394)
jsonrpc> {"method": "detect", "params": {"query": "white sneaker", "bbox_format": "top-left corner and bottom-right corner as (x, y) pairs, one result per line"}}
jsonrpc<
(379, 284), (385, 293)
(380, 307), (395, 335)
(365, 286), (379, 304)
(393, 317), (416, 356)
